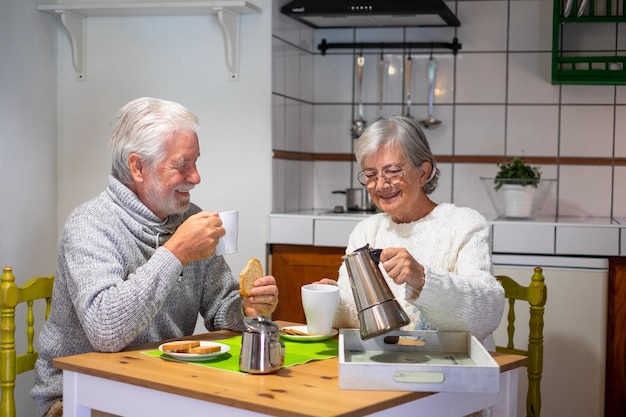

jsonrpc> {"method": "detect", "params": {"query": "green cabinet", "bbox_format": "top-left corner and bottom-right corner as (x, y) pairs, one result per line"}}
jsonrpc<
(551, 0), (626, 84)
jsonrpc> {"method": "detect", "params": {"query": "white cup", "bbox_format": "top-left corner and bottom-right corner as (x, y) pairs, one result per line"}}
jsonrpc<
(215, 210), (239, 256)
(301, 283), (339, 335)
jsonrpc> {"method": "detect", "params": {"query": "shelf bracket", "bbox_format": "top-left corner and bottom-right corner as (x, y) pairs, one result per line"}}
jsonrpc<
(214, 6), (240, 81)
(58, 10), (86, 80)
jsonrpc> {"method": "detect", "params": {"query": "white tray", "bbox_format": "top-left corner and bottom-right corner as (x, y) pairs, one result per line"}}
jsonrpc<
(339, 329), (500, 393)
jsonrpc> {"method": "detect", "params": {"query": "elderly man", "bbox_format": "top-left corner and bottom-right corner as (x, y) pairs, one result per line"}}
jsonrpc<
(32, 97), (278, 417)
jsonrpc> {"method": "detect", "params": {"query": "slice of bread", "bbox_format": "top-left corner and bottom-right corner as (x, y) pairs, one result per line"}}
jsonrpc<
(188, 345), (221, 354)
(161, 340), (200, 352)
(239, 258), (263, 297)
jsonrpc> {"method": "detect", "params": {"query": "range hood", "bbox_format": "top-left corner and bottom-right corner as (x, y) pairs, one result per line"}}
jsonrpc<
(280, 0), (460, 28)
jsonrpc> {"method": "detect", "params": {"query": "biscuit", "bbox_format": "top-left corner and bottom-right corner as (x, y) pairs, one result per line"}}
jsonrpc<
(161, 340), (200, 352)
(188, 345), (221, 354)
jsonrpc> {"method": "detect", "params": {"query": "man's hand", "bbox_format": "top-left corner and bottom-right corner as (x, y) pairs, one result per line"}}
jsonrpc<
(163, 211), (225, 265)
(242, 275), (279, 318)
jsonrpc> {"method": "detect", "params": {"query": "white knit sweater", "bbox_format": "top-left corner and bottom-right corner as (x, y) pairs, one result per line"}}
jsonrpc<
(334, 203), (504, 348)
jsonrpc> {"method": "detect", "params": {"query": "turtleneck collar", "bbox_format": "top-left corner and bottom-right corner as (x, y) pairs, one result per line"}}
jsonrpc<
(106, 175), (185, 237)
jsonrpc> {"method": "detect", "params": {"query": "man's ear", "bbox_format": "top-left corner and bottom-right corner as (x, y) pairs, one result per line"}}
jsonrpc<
(128, 153), (144, 182)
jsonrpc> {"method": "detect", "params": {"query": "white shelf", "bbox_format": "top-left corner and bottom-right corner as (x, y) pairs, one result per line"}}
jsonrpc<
(37, 1), (262, 80)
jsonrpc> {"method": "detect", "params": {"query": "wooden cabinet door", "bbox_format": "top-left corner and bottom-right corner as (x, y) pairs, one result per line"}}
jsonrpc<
(269, 244), (345, 323)
(606, 257), (626, 417)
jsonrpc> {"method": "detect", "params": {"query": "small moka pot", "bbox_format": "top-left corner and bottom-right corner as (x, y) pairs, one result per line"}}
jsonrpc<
(343, 244), (410, 340)
(239, 316), (285, 374)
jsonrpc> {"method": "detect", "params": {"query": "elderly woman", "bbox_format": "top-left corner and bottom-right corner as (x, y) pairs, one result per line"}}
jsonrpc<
(320, 116), (504, 350)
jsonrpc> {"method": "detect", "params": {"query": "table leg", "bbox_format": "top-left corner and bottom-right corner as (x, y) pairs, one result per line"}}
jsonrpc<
(63, 371), (91, 417)
(492, 368), (519, 417)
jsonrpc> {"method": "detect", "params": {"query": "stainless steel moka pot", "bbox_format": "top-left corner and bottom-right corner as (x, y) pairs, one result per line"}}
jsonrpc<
(239, 316), (285, 374)
(343, 244), (410, 340)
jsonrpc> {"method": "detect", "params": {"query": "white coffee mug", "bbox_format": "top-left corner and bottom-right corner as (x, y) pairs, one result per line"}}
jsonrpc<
(215, 210), (239, 256)
(301, 283), (339, 335)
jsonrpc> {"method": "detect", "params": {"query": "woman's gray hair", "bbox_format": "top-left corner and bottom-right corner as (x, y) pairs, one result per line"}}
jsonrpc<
(355, 116), (440, 194)
(109, 97), (199, 186)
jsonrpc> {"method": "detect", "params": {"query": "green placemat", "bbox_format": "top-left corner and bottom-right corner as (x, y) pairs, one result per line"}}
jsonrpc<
(142, 335), (338, 373)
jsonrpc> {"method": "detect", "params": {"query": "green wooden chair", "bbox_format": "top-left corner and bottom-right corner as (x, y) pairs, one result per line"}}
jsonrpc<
(1, 266), (54, 417)
(495, 266), (547, 417)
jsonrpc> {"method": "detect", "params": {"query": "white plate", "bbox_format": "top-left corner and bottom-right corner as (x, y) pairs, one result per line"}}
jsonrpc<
(158, 341), (230, 361)
(279, 326), (338, 342)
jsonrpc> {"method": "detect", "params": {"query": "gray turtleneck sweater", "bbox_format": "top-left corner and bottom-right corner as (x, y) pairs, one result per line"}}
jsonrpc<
(31, 176), (245, 416)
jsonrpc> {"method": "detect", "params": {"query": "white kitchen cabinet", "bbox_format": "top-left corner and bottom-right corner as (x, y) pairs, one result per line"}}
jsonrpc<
(492, 222), (555, 254)
(493, 262), (608, 417)
(37, 0), (261, 80)
(314, 218), (360, 247)
(556, 226), (619, 256)
(268, 217), (313, 245)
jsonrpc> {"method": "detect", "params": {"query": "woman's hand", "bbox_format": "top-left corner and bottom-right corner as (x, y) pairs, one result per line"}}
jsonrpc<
(242, 275), (279, 318)
(379, 247), (425, 290)
(313, 278), (338, 286)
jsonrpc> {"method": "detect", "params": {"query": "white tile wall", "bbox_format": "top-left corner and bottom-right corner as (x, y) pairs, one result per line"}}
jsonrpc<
(453, 163), (499, 215)
(314, 161), (354, 209)
(454, 105), (506, 154)
(615, 106), (626, 157)
(507, 52), (559, 103)
(560, 105), (614, 157)
(455, 53), (508, 103)
(272, 0), (626, 218)
(616, 167), (626, 217)
(313, 105), (354, 153)
(456, 0), (508, 51)
(508, 0), (553, 51)
(559, 165), (613, 217)
(561, 84), (619, 104)
(430, 162), (453, 204)
(619, 86), (626, 103)
(506, 105), (559, 156)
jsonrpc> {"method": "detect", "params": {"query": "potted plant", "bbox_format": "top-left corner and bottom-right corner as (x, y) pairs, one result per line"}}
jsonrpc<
(494, 157), (541, 218)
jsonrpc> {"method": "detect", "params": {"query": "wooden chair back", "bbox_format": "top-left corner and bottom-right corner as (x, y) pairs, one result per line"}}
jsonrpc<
(495, 266), (547, 417)
(1, 266), (54, 417)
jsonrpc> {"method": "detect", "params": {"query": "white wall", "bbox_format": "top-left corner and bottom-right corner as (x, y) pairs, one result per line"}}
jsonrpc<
(1, 0), (58, 415)
(0, 2), (58, 275)
(54, 1), (272, 276)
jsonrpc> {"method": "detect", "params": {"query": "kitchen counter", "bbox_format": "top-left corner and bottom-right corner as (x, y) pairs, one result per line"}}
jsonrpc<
(268, 210), (625, 259)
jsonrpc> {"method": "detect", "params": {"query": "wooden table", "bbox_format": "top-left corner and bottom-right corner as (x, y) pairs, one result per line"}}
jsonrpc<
(54, 324), (527, 417)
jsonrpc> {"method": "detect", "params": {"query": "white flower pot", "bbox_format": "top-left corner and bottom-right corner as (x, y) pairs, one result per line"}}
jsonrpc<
(501, 184), (536, 218)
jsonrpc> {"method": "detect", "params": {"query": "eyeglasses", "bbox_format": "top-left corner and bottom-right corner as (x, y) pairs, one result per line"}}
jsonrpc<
(358, 165), (405, 188)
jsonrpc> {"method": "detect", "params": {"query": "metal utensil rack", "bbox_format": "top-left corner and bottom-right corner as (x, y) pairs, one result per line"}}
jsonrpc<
(317, 38), (462, 55)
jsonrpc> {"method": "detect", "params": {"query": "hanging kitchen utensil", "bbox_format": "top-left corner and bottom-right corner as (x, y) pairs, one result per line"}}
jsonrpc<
(420, 55), (442, 130)
(351, 53), (367, 139)
(404, 52), (414, 119)
(377, 52), (385, 120)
